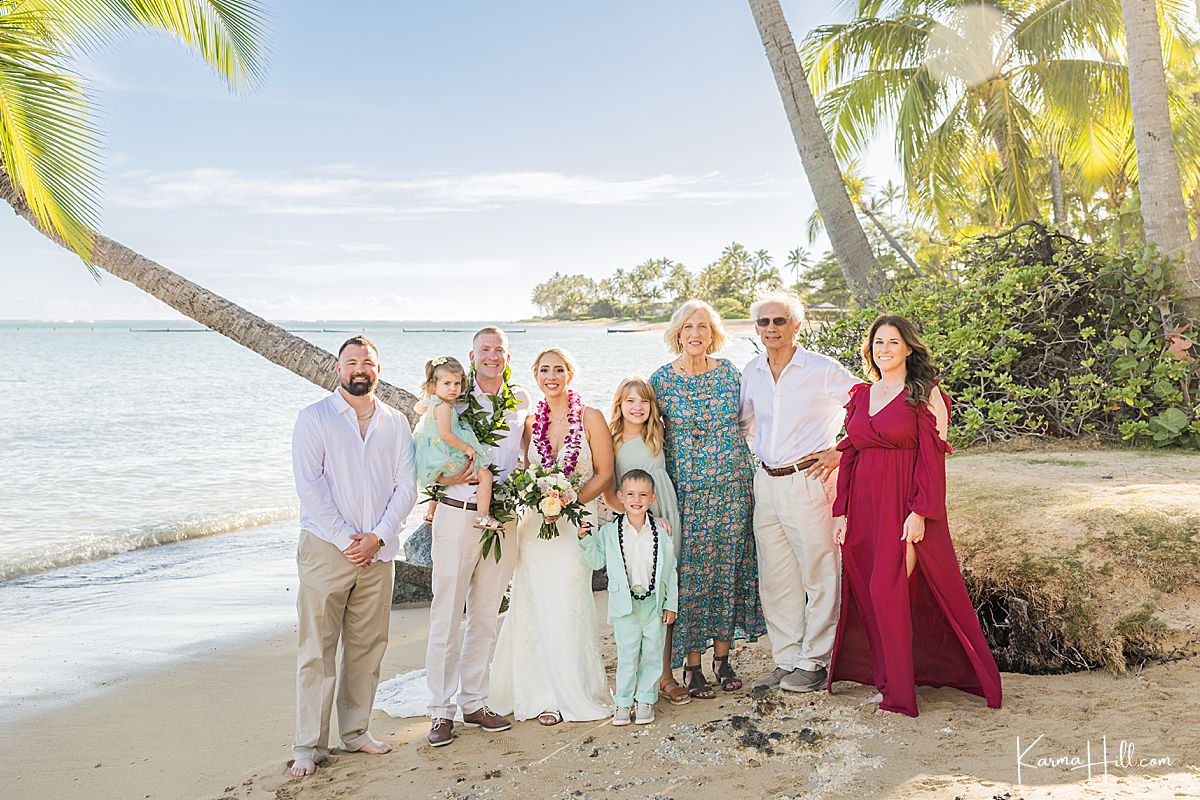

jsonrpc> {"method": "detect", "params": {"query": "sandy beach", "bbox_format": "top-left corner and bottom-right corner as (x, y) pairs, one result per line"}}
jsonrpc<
(4, 593), (1196, 800)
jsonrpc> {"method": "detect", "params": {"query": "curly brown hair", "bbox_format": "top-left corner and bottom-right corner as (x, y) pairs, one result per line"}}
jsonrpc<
(860, 314), (939, 406)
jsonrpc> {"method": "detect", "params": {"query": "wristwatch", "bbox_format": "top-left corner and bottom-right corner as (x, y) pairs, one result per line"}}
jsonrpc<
(375, 535), (385, 550)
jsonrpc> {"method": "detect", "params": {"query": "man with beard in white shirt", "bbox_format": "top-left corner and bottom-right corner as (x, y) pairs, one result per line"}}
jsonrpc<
(425, 326), (532, 747)
(289, 336), (416, 777)
(739, 292), (857, 694)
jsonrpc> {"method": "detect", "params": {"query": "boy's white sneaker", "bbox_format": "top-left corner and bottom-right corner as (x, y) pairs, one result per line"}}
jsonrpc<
(612, 707), (632, 726)
(634, 702), (655, 725)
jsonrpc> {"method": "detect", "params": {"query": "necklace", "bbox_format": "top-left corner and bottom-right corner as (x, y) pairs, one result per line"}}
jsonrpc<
(617, 512), (658, 600)
(532, 389), (584, 474)
(676, 356), (710, 377)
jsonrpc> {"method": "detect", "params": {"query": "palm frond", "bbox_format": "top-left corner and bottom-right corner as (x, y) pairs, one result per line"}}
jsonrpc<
(817, 66), (918, 160)
(1010, 0), (1124, 62)
(894, 63), (949, 180)
(18, 0), (268, 89)
(0, 7), (100, 260)
(802, 14), (931, 97)
(979, 82), (1041, 220)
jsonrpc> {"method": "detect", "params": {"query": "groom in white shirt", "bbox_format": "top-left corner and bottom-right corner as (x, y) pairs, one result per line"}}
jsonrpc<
(425, 326), (532, 747)
(289, 336), (416, 776)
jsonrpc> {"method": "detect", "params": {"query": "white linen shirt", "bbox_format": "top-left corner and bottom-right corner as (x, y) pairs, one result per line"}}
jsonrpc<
(739, 346), (860, 467)
(621, 516), (656, 591)
(292, 390), (417, 561)
(444, 381), (532, 503)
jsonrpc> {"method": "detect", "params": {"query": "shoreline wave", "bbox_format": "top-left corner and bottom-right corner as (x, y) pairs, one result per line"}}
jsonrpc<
(0, 506), (299, 583)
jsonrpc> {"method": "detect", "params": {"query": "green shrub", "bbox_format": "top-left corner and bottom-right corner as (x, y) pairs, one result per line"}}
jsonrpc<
(798, 223), (1200, 447)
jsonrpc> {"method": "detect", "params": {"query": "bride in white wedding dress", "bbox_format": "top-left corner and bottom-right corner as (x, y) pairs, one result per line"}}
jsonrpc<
(488, 347), (615, 725)
(372, 348), (614, 726)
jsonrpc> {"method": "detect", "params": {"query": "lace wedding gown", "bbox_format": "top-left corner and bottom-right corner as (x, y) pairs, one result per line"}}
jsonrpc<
(487, 433), (613, 721)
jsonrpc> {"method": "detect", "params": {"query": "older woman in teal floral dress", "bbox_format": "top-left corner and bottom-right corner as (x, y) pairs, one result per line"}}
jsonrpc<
(650, 300), (765, 698)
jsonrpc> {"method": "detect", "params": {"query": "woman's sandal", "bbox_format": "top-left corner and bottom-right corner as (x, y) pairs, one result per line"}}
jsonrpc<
(659, 676), (692, 706)
(712, 655), (743, 692)
(683, 665), (716, 699)
(537, 709), (563, 726)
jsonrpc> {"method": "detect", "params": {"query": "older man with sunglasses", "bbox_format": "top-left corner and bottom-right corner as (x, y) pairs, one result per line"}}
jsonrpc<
(738, 291), (858, 694)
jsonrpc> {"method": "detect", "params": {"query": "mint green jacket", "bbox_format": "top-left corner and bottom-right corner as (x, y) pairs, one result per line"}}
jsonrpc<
(579, 515), (678, 621)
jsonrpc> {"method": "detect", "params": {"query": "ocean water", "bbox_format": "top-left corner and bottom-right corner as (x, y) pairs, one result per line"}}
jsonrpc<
(0, 319), (758, 718)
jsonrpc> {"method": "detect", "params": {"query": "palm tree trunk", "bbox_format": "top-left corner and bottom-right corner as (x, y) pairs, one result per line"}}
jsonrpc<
(1122, 0), (1200, 317)
(1049, 151), (1067, 229)
(1, 170), (418, 421)
(748, 0), (882, 302)
(857, 203), (922, 276)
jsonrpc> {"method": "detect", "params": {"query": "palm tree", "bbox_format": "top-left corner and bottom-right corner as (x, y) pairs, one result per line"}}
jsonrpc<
(805, 162), (922, 275)
(747, 0), (882, 301)
(1122, 0), (1200, 317)
(785, 246), (812, 283)
(0, 1), (418, 418)
(802, 0), (1137, 232)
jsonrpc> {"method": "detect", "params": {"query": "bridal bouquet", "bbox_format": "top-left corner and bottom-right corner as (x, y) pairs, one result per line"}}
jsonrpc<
(508, 464), (589, 540)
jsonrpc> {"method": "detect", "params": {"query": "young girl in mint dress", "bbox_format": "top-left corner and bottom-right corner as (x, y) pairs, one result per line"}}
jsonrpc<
(414, 356), (502, 531)
(604, 375), (691, 706)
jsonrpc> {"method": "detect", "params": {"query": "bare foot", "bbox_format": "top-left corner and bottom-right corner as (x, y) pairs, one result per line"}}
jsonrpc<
(356, 740), (392, 755)
(289, 757), (317, 777)
(858, 691), (883, 707)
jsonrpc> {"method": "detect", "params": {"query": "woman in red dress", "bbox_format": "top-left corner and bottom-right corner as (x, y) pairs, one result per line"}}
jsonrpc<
(829, 315), (1002, 717)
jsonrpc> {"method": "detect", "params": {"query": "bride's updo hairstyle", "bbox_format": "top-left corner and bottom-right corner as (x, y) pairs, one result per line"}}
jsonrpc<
(530, 347), (580, 382)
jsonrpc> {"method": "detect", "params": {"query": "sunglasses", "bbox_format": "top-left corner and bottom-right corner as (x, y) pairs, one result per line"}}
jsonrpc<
(755, 316), (790, 328)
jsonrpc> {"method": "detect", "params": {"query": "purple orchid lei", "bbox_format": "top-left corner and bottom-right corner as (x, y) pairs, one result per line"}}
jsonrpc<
(532, 388), (584, 474)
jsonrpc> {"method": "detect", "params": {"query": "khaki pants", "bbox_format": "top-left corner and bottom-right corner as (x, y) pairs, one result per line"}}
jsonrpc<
(293, 530), (395, 761)
(752, 469), (841, 672)
(425, 503), (516, 720)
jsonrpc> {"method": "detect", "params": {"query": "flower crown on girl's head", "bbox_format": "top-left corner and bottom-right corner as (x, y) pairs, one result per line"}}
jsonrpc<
(423, 356), (466, 397)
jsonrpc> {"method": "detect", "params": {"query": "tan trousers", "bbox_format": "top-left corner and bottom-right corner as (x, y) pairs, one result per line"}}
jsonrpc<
(752, 469), (841, 672)
(425, 503), (516, 720)
(293, 530), (395, 761)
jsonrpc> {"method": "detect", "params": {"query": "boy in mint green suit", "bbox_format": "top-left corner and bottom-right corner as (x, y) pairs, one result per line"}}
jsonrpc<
(579, 469), (678, 726)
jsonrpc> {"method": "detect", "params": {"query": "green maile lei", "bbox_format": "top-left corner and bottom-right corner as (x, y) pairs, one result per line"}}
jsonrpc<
(422, 363), (521, 562)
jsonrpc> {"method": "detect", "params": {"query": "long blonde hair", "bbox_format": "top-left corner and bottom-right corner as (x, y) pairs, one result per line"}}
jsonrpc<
(609, 376), (665, 456)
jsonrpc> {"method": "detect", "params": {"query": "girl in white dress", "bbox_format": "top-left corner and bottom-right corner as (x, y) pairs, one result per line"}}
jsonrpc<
(488, 348), (616, 725)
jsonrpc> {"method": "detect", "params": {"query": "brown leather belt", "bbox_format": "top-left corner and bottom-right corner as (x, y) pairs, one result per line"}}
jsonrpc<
(439, 496), (479, 512)
(760, 458), (818, 477)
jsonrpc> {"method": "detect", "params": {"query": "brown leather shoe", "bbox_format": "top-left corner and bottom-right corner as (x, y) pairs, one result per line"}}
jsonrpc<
(461, 706), (512, 731)
(427, 718), (453, 747)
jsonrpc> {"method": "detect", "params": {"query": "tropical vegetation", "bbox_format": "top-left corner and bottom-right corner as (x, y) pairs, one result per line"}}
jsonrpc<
(799, 223), (1200, 448)
(530, 243), (788, 320)
(794, 0), (1200, 316)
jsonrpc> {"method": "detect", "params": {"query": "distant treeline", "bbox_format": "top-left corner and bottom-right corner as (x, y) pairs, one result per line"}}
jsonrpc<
(529, 242), (860, 321)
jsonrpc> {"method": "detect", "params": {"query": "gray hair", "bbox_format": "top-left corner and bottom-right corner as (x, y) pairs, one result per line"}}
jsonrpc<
(750, 290), (806, 326)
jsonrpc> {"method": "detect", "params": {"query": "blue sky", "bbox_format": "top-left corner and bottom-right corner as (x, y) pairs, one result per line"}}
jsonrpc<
(1, 0), (894, 320)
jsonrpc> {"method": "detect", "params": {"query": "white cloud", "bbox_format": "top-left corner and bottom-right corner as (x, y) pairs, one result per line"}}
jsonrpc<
(107, 166), (788, 217)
